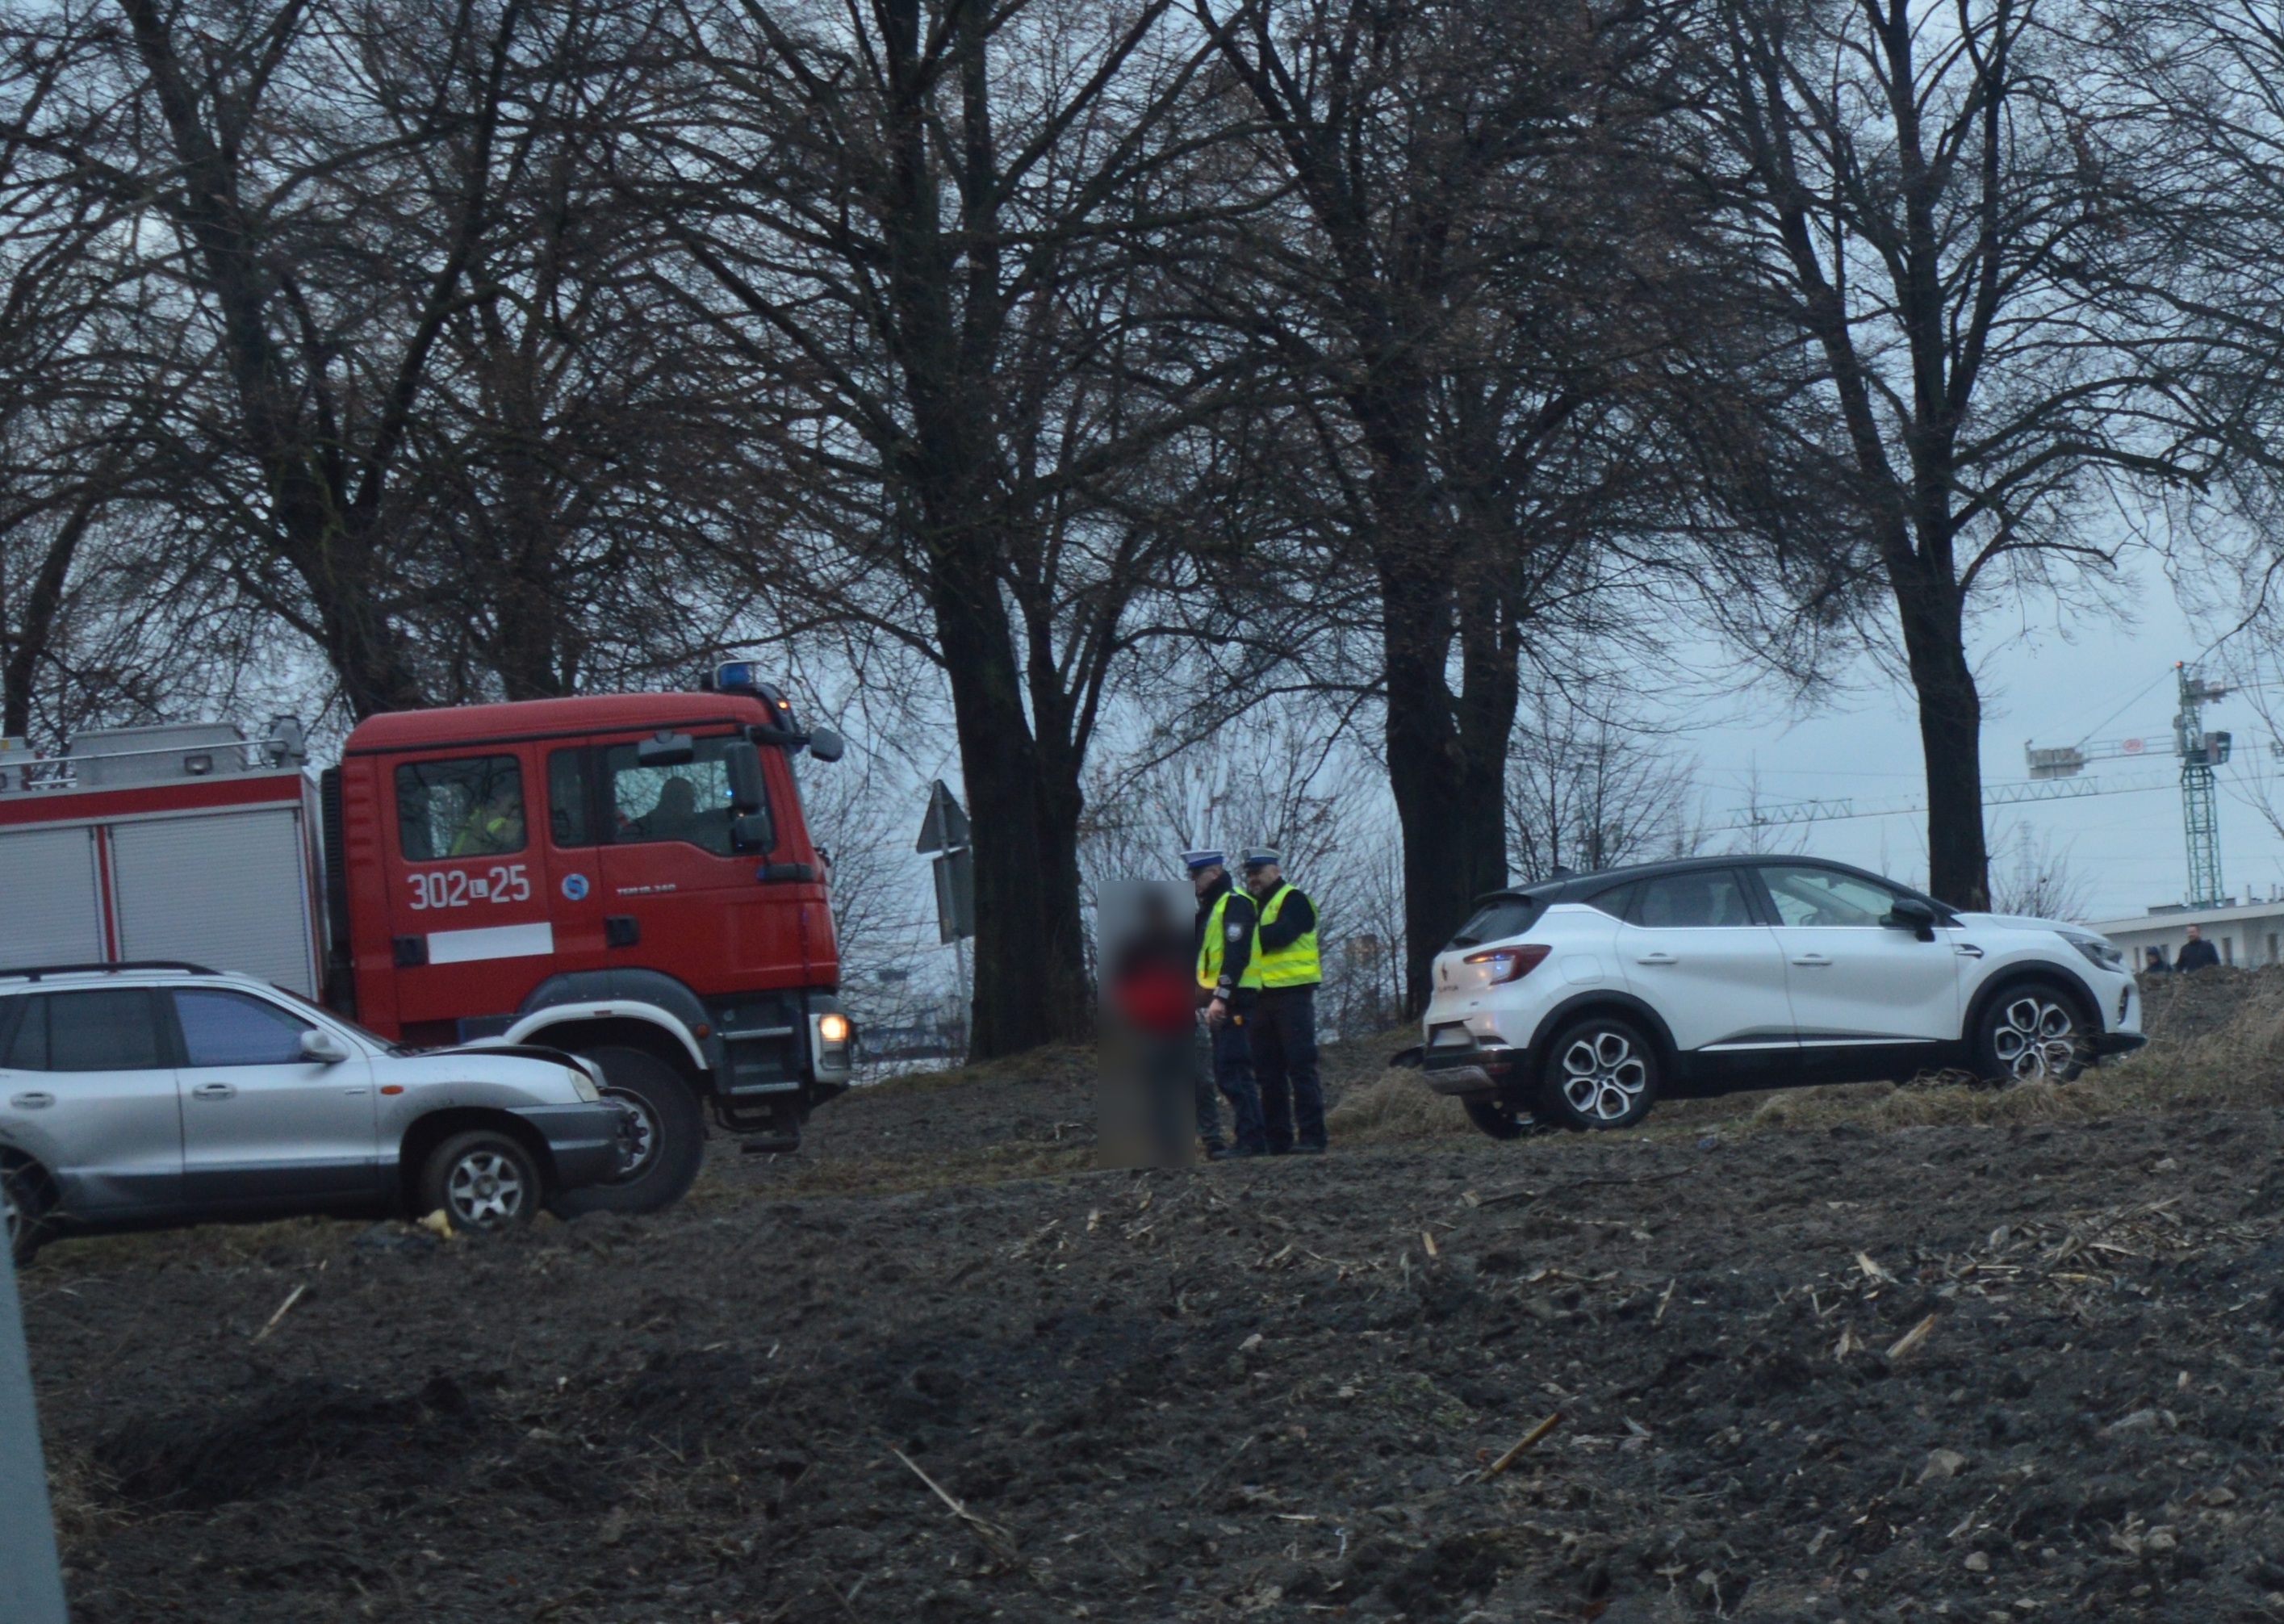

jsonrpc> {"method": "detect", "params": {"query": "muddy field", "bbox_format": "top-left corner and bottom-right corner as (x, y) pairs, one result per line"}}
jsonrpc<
(27, 971), (2284, 1622)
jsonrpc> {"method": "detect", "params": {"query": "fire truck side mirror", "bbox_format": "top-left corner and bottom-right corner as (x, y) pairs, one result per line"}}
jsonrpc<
(732, 812), (776, 852)
(805, 726), (845, 764)
(724, 742), (768, 814)
(637, 730), (695, 768)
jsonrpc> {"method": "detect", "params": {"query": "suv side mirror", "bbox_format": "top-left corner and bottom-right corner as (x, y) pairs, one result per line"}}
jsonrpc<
(637, 730), (695, 767)
(1885, 897), (1938, 942)
(724, 741), (767, 813)
(805, 726), (845, 764)
(300, 1028), (349, 1065)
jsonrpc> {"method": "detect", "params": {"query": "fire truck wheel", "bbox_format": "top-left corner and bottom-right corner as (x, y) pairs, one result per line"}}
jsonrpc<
(419, 1131), (542, 1233)
(3, 1160), (47, 1268)
(550, 1046), (705, 1217)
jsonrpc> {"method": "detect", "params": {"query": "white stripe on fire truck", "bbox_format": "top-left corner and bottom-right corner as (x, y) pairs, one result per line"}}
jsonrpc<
(422, 922), (556, 965)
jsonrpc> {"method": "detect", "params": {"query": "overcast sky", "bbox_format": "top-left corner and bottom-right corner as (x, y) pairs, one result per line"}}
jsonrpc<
(1689, 555), (2281, 924)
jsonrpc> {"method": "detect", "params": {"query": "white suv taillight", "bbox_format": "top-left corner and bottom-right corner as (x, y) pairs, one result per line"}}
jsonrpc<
(1463, 944), (1552, 985)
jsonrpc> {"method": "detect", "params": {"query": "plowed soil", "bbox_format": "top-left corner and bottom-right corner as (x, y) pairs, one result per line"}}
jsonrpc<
(26, 974), (2284, 1622)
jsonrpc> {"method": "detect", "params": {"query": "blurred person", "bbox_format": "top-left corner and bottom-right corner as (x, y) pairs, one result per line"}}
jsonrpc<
(1189, 850), (1267, 1159)
(1242, 850), (1325, 1155)
(450, 776), (523, 856)
(1098, 881), (1199, 1166)
(2177, 924), (2219, 972)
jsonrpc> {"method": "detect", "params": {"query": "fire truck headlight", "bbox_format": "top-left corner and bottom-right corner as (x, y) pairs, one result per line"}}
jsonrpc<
(818, 1013), (850, 1045)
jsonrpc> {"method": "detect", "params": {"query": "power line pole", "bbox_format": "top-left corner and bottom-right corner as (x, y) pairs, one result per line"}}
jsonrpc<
(2175, 664), (2232, 908)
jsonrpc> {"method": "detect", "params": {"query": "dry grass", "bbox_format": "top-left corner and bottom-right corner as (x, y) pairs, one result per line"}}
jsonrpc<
(1324, 1069), (1475, 1143)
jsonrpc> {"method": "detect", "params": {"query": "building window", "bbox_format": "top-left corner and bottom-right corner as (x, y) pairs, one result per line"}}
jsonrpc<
(2224, 935), (2236, 965)
(2270, 933), (2278, 965)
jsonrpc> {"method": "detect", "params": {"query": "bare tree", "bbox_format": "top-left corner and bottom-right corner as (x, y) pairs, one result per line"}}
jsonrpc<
(0, 0), (736, 719)
(643, 0), (1262, 1056)
(1195, 0), (1833, 1011)
(1988, 818), (2094, 920)
(1705, 0), (2210, 909)
(1506, 681), (1706, 882)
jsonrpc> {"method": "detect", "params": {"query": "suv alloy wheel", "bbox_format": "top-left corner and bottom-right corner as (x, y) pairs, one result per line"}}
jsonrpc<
(1974, 982), (2089, 1083)
(420, 1130), (541, 1232)
(1537, 1015), (1661, 1130)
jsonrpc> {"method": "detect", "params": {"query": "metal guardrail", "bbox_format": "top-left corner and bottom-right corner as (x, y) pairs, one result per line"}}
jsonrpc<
(0, 1234), (68, 1622)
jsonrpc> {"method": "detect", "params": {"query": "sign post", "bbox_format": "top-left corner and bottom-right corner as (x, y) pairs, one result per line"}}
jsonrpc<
(914, 780), (976, 944)
(916, 781), (976, 1054)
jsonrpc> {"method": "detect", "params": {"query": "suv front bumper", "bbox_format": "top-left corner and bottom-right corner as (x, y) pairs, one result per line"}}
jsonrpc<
(511, 1102), (637, 1187)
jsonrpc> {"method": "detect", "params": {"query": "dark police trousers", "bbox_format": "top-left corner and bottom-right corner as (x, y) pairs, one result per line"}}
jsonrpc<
(1250, 984), (1325, 1151)
(1201, 992), (1266, 1153)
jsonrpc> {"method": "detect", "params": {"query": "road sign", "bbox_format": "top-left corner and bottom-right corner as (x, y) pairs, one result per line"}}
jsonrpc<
(915, 780), (972, 856)
(933, 847), (976, 944)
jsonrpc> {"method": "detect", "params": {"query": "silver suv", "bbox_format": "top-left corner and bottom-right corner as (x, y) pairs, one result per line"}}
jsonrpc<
(0, 963), (633, 1264)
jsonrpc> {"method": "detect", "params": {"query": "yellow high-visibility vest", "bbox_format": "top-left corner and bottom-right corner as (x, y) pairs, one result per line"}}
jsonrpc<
(1198, 889), (1265, 991)
(1255, 882), (1321, 987)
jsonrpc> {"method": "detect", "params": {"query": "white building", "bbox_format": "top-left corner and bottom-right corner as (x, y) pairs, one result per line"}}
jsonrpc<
(2085, 895), (2284, 972)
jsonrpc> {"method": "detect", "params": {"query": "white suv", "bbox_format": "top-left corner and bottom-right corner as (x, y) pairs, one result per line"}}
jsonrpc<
(1417, 857), (2144, 1138)
(0, 963), (633, 1264)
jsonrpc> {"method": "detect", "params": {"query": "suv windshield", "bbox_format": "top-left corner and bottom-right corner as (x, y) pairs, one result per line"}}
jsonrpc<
(1449, 896), (1545, 948)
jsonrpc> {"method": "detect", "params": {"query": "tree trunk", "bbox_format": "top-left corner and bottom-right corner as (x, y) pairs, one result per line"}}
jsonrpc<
(927, 537), (1064, 1057)
(1357, 362), (1515, 1011)
(1895, 568), (1988, 908)
(2, 486), (102, 739)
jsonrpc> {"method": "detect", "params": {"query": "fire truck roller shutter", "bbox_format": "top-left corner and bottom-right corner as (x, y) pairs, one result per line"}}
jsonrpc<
(110, 810), (319, 996)
(0, 829), (105, 966)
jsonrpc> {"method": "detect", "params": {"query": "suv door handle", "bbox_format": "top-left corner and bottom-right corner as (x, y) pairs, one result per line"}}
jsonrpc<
(8, 1091), (52, 1110)
(190, 1082), (237, 1102)
(1790, 953), (1833, 967)
(1955, 944), (1985, 958)
(1634, 952), (1679, 965)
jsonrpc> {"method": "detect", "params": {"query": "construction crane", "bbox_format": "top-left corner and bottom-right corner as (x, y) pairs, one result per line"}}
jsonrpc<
(2024, 663), (2232, 908)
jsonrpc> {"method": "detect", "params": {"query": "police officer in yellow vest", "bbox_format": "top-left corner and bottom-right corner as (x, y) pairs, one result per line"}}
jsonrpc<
(1241, 850), (1325, 1154)
(1187, 849), (1268, 1159)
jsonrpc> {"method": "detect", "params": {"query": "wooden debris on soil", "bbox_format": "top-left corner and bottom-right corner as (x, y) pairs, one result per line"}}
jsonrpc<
(1886, 1313), (1939, 1362)
(1484, 1412), (1564, 1477)
(250, 1282), (307, 1343)
(1190, 1432), (1258, 1505)
(893, 1448), (1021, 1566)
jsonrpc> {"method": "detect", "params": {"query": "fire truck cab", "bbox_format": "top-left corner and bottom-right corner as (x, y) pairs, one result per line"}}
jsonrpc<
(1, 668), (854, 1216)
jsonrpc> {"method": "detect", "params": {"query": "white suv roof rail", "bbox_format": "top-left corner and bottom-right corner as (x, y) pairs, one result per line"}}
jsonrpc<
(0, 961), (220, 983)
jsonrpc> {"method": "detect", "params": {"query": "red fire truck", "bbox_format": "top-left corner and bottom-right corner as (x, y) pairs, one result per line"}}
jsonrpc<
(0, 667), (853, 1213)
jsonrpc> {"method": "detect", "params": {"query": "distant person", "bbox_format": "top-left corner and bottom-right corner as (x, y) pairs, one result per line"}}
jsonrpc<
(1242, 849), (1326, 1156)
(2177, 924), (2220, 972)
(1189, 849), (1267, 1159)
(2145, 943), (2170, 974)
(449, 779), (523, 856)
(1101, 886), (1198, 1166)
